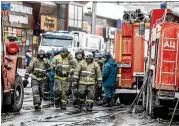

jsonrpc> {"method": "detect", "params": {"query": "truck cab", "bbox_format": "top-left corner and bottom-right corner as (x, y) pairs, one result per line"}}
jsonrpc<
(38, 31), (78, 56)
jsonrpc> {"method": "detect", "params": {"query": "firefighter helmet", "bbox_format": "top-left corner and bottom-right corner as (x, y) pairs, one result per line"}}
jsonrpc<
(60, 47), (68, 53)
(75, 49), (84, 60)
(37, 50), (45, 59)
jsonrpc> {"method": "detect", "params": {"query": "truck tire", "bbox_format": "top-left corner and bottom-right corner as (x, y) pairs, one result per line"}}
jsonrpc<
(11, 74), (24, 112)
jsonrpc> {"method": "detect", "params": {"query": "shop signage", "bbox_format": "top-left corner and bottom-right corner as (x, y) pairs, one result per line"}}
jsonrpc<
(83, 22), (91, 33)
(27, 30), (33, 36)
(10, 4), (33, 14)
(9, 14), (28, 24)
(96, 25), (103, 36)
(41, 15), (57, 31)
(1, 2), (11, 11)
(106, 27), (116, 39)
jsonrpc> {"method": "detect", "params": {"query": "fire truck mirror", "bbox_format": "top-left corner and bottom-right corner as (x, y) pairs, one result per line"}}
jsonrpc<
(139, 22), (145, 35)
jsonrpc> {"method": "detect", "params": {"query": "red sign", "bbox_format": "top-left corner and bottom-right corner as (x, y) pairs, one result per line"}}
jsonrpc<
(96, 25), (103, 36)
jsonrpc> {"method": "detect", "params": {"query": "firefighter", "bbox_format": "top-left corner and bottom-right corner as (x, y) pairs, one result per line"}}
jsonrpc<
(102, 52), (118, 107)
(74, 52), (102, 112)
(45, 51), (55, 105)
(52, 47), (75, 109)
(71, 49), (85, 110)
(24, 50), (51, 110)
(75, 49), (85, 63)
(94, 52), (104, 102)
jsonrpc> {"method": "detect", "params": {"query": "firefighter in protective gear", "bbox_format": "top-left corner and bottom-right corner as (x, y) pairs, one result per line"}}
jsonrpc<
(25, 49), (51, 110)
(74, 52), (102, 112)
(52, 47), (75, 109)
(94, 52), (104, 102)
(45, 51), (55, 105)
(94, 52), (104, 72)
(71, 49), (85, 110)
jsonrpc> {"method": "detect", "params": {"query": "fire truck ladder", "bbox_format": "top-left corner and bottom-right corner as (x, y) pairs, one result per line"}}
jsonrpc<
(158, 33), (179, 100)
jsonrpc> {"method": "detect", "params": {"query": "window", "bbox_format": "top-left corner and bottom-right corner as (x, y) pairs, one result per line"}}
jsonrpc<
(42, 38), (72, 48)
(68, 4), (83, 28)
(57, 4), (67, 30)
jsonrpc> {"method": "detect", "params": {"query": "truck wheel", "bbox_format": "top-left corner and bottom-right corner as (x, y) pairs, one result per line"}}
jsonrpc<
(11, 74), (24, 112)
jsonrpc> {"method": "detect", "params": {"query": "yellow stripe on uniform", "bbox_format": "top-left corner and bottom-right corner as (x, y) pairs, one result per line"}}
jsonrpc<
(54, 75), (67, 81)
(31, 74), (46, 81)
(86, 99), (94, 102)
(61, 100), (67, 103)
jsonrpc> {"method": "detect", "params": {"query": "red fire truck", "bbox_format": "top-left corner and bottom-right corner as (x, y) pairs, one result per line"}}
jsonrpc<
(143, 9), (179, 118)
(114, 21), (150, 104)
(1, 15), (24, 112)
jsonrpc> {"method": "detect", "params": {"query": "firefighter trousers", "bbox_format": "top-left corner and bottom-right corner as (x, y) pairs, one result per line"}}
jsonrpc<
(31, 79), (45, 106)
(79, 84), (95, 109)
(54, 79), (70, 106)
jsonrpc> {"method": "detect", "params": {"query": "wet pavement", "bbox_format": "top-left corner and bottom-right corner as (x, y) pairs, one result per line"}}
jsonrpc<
(1, 76), (179, 126)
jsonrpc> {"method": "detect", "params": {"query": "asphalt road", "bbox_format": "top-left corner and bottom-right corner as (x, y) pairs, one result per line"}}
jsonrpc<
(1, 76), (179, 126)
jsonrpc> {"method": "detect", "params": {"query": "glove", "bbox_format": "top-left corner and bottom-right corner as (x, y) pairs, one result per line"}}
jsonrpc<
(73, 77), (79, 83)
(24, 73), (29, 80)
(70, 69), (74, 75)
(73, 82), (78, 88)
(66, 89), (72, 96)
(46, 73), (50, 79)
(46, 68), (51, 72)
(97, 80), (102, 88)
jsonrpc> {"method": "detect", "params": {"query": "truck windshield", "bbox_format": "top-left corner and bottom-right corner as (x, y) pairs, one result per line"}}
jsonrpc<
(42, 38), (72, 48)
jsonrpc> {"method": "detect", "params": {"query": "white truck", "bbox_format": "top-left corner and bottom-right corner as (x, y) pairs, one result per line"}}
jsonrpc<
(38, 31), (78, 56)
(38, 31), (105, 56)
(71, 31), (105, 52)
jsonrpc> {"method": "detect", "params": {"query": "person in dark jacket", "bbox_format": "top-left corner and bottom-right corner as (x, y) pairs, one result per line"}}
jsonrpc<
(102, 52), (118, 107)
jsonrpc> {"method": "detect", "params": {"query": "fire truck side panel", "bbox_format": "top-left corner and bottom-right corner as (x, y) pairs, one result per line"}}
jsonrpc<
(114, 31), (122, 87)
(155, 23), (179, 90)
(114, 31), (120, 61)
(121, 33), (134, 88)
(121, 23), (134, 88)
(132, 26), (144, 74)
(122, 23), (132, 37)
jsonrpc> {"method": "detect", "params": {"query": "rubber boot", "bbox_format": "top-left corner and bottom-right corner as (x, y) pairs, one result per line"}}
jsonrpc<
(34, 104), (42, 110)
(55, 99), (60, 108)
(86, 102), (93, 112)
(61, 104), (67, 110)
(51, 99), (54, 107)
(98, 97), (107, 106)
(102, 98), (112, 107)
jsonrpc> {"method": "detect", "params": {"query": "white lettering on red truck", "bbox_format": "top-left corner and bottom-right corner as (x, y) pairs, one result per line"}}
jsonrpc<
(163, 41), (176, 49)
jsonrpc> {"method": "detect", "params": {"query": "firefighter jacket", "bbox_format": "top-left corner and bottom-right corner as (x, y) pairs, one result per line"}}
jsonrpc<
(74, 60), (102, 85)
(52, 53), (75, 81)
(26, 58), (50, 81)
(70, 59), (84, 76)
(97, 59), (104, 72)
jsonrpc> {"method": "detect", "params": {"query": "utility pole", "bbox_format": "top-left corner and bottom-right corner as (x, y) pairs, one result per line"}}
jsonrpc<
(92, 1), (97, 35)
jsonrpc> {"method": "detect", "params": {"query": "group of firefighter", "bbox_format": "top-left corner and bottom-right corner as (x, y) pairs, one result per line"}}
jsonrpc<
(24, 47), (118, 112)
